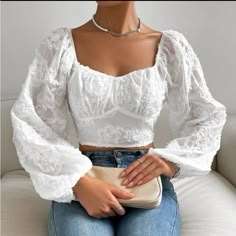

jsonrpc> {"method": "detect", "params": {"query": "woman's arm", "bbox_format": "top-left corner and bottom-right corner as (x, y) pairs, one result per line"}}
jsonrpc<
(119, 30), (227, 185)
(10, 27), (93, 203)
(148, 30), (227, 178)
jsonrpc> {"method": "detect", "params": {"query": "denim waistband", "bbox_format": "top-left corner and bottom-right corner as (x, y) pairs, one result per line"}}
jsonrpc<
(82, 149), (149, 158)
(81, 149), (171, 182)
(82, 149), (148, 167)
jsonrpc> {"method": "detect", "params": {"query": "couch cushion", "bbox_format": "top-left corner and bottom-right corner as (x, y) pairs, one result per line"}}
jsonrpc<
(1, 170), (51, 236)
(2, 170), (236, 236)
(217, 114), (236, 187)
(172, 171), (236, 236)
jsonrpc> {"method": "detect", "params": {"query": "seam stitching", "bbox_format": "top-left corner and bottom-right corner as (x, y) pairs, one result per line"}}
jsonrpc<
(170, 199), (179, 236)
(52, 201), (58, 236)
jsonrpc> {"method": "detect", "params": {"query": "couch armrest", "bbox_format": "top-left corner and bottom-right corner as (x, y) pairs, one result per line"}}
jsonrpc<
(216, 114), (236, 187)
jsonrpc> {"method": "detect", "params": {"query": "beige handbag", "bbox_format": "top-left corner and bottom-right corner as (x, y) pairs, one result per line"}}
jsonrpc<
(85, 165), (163, 209)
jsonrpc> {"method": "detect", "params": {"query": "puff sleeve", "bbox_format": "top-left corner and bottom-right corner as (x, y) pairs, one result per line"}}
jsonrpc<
(148, 30), (227, 178)
(10, 27), (93, 202)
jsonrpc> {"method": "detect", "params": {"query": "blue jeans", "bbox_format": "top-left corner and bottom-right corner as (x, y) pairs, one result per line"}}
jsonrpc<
(48, 149), (181, 236)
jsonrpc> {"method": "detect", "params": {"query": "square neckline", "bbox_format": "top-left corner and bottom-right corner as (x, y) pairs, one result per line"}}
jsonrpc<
(67, 27), (166, 79)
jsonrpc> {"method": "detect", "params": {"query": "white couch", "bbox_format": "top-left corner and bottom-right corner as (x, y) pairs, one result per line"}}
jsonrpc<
(1, 99), (236, 236)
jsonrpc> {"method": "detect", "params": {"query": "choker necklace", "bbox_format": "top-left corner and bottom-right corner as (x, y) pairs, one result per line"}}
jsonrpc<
(92, 14), (141, 37)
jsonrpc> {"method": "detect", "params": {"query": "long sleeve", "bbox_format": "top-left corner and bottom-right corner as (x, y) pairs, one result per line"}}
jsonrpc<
(148, 30), (227, 178)
(10, 27), (93, 202)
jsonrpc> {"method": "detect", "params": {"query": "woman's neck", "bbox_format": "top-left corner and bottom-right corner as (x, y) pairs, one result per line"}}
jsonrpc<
(94, 1), (139, 34)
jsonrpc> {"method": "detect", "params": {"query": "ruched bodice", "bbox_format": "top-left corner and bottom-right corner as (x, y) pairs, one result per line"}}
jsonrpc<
(67, 62), (167, 147)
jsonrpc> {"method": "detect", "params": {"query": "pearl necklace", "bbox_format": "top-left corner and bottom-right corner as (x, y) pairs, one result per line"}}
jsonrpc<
(92, 14), (141, 36)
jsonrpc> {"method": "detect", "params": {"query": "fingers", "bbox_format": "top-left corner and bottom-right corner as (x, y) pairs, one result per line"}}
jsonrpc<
(136, 167), (161, 185)
(92, 208), (117, 219)
(101, 208), (118, 218)
(125, 163), (159, 188)
(88, 186), (132, 219)
(110, 185), (135, 199)
(92, 186), (131, 218)
(109, 209), (118, 217)
(109, 187), (128, 216)
(120, 154), (163, 187)
(109, 197), (125, 216)
(112, 204), (125, 216)
(89, 199), (119, 219)
(119, 154), (148, 178)
(120, 158), (153, 186)
(105, 193), (126, 217)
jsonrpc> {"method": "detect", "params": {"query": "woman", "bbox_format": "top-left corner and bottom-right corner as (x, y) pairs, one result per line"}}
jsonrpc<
(10, 1), (227, 236)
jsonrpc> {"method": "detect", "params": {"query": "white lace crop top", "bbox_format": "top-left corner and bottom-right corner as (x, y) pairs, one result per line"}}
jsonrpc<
(10, 27), (227, 203)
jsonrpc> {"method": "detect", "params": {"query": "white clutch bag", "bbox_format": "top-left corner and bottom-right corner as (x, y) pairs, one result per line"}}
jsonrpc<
(85, 165), (163, 209)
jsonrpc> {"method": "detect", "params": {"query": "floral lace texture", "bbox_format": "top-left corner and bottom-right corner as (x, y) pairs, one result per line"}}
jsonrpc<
(147, 30), (227, 178)
(10, 28), (93, 203)
(11, 27), (227, 203)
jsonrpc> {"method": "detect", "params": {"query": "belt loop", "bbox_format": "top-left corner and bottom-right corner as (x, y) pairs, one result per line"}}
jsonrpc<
(82, 151), (94, 159)
(139, 150), (144, 156)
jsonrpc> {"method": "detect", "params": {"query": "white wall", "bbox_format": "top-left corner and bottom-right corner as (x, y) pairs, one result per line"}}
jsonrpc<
(2, 1), (236, 113)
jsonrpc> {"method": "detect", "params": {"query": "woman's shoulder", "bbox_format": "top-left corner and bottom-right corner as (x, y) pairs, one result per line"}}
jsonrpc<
(34, 27), (74, 74)
(163, 29), (184, 38)
(160, 29), (196, 63)
(39, 27), (70, 47)
(162, 29), (191, 49)
(34, 27), (74, 64)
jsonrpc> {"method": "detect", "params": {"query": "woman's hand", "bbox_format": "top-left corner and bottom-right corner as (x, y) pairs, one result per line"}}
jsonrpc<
(72, 175), (135, 219)
(119, 154), (177, 188)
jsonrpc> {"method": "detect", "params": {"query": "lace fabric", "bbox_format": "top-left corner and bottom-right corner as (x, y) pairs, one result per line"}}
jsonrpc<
(10, 28), (93, 203)
(147, 30), (227, 177)
(10, 27), (227, 203)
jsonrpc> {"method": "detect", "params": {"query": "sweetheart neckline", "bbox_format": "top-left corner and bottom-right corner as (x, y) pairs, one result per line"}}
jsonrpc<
(67, 27), (167, 79)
